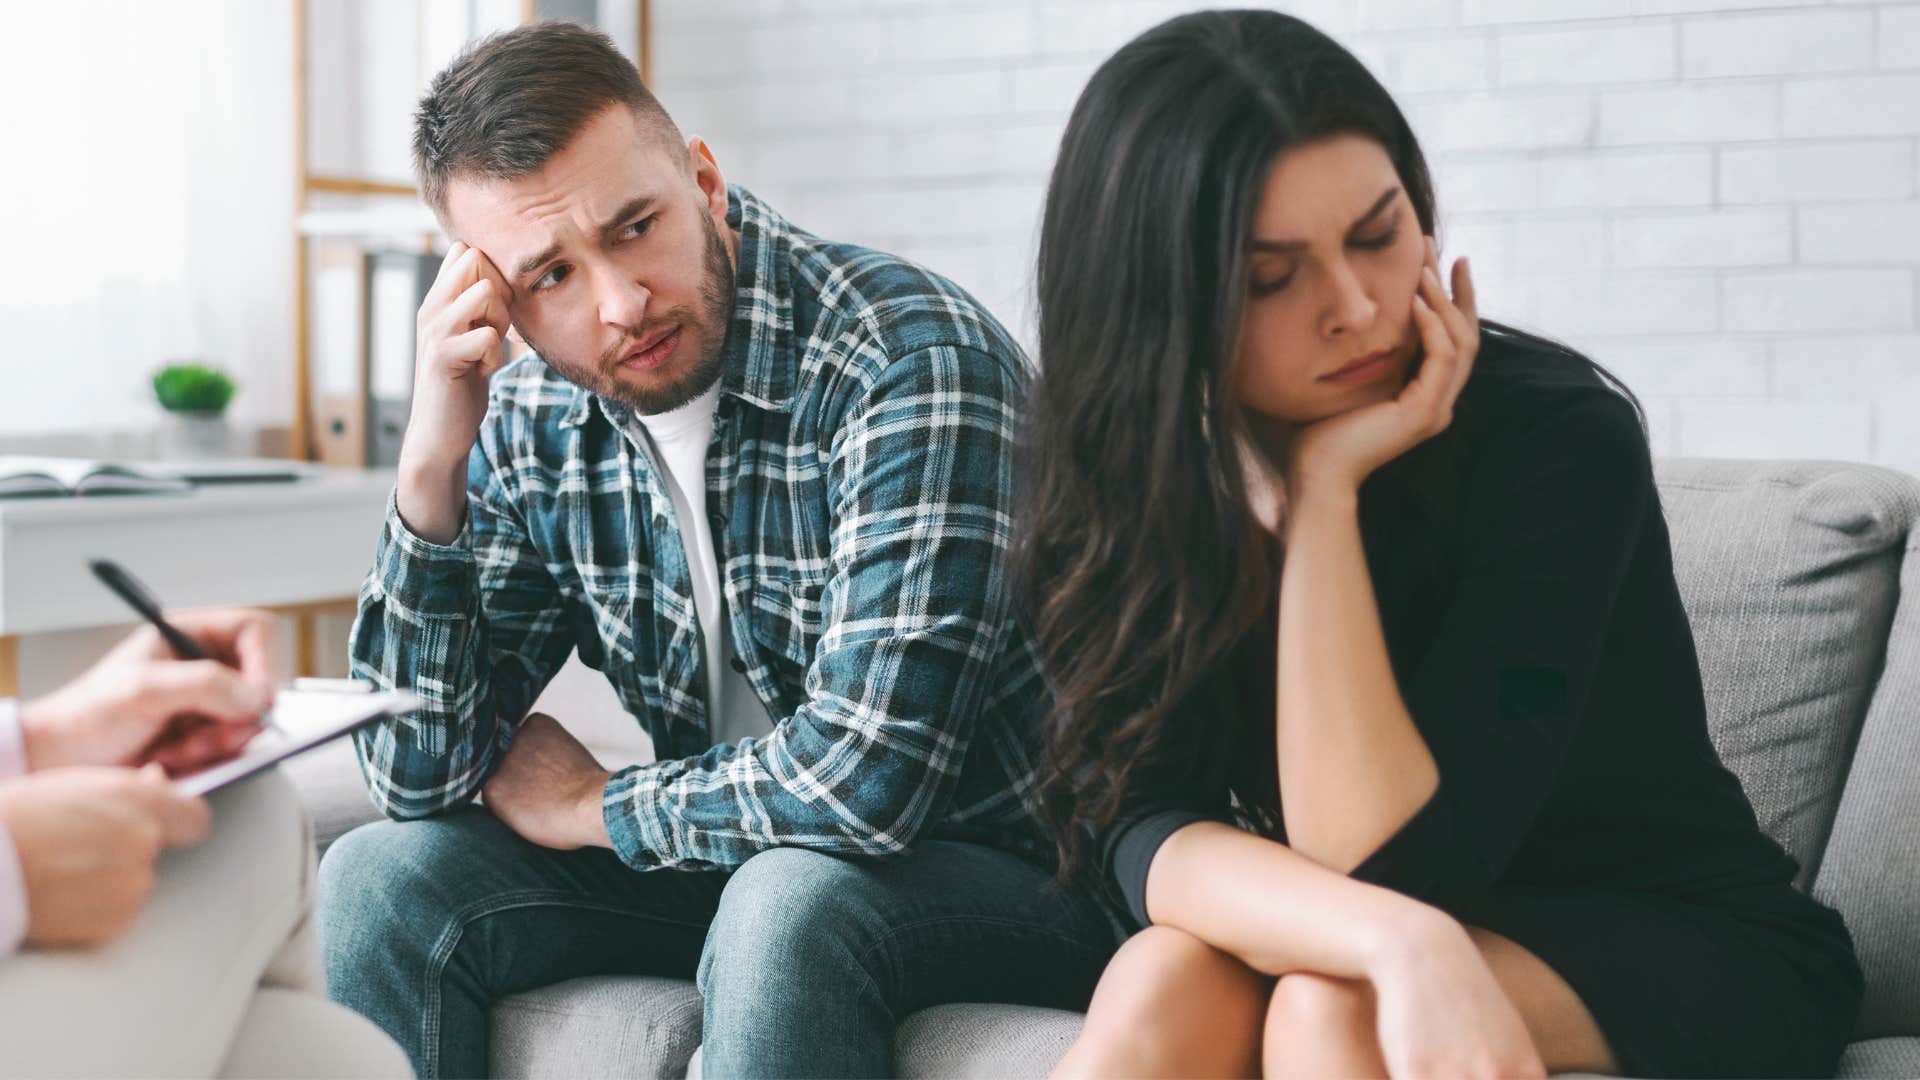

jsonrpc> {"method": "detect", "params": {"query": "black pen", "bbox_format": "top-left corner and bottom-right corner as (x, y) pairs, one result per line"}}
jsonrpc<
(89, 559), (212, 661)
(88, 558), (283, 733)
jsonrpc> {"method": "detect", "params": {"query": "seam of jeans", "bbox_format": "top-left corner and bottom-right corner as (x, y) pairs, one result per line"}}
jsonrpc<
(421, 889), (716, 1077)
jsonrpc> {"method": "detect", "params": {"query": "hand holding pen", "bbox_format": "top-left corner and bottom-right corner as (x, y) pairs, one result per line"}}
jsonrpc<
(13, 561), (280, 776)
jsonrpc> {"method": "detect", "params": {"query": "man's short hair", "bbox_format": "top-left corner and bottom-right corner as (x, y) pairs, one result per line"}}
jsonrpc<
(412, 21), (683, 219)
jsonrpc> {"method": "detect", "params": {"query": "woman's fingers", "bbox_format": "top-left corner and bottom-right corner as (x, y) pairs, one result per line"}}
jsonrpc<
(1414, 243), (1479, 418)
(1451, 254), (1479, 325)
(1409, 294), (1456, 399)
(1421, 250), (1475, 345)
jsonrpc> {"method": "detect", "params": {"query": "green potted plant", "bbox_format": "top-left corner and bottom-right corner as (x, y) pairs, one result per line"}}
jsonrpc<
(152, 362), (238, 458)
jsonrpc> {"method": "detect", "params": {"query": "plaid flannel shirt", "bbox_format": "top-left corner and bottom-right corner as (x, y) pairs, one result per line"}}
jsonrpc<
(348, 186), (1052, 871)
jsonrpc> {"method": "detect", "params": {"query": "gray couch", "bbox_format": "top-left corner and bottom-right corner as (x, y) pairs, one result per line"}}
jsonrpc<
(289, 457), (1920, 1077)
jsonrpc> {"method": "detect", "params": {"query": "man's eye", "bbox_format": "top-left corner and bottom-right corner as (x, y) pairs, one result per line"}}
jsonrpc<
(622, 216), (655, 239)
(532, 266), (569, 293)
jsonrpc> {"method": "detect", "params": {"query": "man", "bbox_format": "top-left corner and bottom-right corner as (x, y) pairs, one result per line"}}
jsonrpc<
(316, 20), (1117, 1080)
(0, 609), (407, 1076)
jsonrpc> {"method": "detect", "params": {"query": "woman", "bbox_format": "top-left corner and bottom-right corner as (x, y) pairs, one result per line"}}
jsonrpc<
(1016, 11), (1862, 1079)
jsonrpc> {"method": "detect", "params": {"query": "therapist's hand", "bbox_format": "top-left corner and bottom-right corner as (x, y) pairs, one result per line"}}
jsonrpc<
(0, 764), (211, 947)
(482, 713), (613, 851)
(18, 608), (277, 774)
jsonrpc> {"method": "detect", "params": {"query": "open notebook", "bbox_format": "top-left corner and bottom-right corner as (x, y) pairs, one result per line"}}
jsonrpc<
(0, 457), (192, 498)
(0, 456), (306, 499)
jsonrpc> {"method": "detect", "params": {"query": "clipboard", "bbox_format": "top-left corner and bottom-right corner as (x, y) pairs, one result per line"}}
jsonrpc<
(174, 688), (423, 797)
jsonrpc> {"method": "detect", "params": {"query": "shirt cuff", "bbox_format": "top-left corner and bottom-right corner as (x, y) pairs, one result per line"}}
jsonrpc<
(373, 488), (480, 619)
(0, 699), (27, 781)
(602, 762), (686, 871)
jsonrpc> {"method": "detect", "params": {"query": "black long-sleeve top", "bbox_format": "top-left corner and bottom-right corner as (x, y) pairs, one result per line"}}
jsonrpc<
(1108, 331), (1807, 927)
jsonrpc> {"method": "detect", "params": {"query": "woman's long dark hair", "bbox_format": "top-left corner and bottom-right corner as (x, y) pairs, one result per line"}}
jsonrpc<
(1015, 9), (1639, 881)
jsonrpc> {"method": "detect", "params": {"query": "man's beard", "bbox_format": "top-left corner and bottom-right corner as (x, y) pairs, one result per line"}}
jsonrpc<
(521, 210), (736, 416)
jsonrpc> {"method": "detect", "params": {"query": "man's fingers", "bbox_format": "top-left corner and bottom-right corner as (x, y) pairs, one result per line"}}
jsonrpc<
(467, 247), (516, 315)
(421, 241), (479, 313)
(445, 325), (506, 377)
(442, 277), (508, 338)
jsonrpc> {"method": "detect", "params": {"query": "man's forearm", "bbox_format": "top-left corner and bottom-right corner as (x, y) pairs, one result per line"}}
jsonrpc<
(1274, 485), (1439, 872)
(395, 453), (469, 546)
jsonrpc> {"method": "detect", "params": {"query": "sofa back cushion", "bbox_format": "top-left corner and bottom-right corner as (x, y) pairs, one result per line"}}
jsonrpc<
(1654, 460), (1909, 886)
(1657, 458), (1920, 1039)
(1806, 478), (1920, 1039)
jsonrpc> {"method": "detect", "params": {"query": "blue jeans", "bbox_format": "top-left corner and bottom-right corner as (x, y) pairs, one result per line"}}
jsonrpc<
(315, 808), (1119, 1078)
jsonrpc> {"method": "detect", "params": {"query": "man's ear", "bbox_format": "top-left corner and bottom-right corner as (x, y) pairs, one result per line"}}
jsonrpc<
(686, 135), (728, 218)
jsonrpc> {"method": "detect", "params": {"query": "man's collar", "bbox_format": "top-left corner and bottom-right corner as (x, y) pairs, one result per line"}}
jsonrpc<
(716, 184), (798, 413)
(562, 184), (797, 431)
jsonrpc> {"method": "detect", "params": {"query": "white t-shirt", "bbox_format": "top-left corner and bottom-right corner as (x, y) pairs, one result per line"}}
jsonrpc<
(626, 385), (773, 748)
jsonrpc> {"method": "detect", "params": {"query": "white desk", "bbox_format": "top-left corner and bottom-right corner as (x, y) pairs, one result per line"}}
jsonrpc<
(0, 467), (396, 695)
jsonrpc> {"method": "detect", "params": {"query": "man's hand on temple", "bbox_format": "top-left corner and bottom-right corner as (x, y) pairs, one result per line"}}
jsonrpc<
(481, 712), (614, 850)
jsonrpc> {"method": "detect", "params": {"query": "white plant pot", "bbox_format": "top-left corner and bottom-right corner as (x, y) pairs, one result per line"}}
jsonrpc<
(159, 410), (233, 460)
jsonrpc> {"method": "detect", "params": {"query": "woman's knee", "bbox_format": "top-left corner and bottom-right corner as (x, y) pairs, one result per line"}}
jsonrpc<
(1266, 972), (1371, 1029)
(1262, 973), (1378, 1077)
(1071, 926), (1267, 1074)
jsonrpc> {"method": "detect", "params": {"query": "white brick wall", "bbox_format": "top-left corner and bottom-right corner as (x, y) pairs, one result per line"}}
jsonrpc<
(654, 0), (1920, 473)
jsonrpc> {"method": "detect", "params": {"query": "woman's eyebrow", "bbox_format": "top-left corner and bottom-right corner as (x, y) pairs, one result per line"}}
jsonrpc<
(1251, 186), (1401, 252)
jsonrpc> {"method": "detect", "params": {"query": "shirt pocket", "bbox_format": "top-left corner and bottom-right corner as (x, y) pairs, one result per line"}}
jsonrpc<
(749, 567), (829, 676)
(571, 586), (642, 679)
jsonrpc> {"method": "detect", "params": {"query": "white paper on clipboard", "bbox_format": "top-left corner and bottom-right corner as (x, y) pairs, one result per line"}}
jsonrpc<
(174, 689), (424, 797)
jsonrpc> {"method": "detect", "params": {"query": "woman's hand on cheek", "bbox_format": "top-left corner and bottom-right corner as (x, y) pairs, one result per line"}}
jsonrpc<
(1286, 239), (1479, 499)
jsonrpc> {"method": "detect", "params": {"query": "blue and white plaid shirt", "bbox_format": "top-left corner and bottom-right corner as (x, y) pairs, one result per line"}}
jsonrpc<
(348, 186), (1051, 871)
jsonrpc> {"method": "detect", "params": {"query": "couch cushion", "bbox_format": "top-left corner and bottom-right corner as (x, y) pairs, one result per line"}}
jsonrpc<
(280, 738), (381, 851)
(492, 975), (702, 1079)
(1811, 473), (1920, 1039)
(1653, 460), (1915, 886)
(896, 1003), (1082, 1078)
(1837, 1037), (1920, 1078)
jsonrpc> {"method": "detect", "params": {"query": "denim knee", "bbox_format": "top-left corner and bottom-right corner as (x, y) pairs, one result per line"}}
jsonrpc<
(697, 847), (882, 999)
(316, 816), (476, 979)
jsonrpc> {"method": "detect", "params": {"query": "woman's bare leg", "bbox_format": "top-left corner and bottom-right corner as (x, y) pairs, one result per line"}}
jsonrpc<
(1262, 973), (1386, 1078)
(1468, 926), (1617, 1074)
(1261, 926), (1620, 1078)
(1052, 925), (1270, 1079)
